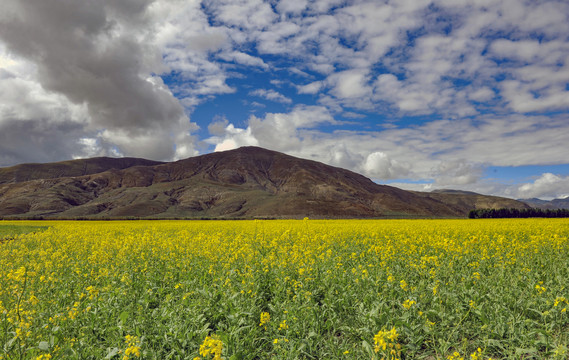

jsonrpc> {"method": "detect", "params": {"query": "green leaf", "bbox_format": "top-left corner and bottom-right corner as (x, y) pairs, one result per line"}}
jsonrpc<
(515, 347), (537, 356)
(362, 340), (375, 359)
(105, 347), (120, 359)
(120, 311), (129, 324)
(38, 341), (50, 351)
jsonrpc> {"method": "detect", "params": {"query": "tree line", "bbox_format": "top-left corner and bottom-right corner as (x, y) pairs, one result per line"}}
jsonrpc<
(469, 208), (569, 219)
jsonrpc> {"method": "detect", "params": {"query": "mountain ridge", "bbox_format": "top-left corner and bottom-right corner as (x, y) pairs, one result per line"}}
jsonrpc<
(519, 197), (569, 210)
(0, 147), (529, 219)
(0, 157), (164, 185)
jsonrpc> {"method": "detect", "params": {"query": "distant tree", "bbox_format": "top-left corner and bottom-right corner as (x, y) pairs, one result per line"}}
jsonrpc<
(469, 208), (569, 219)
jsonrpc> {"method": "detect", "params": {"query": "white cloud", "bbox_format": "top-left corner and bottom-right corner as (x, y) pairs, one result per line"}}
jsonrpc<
(362, 152), (409, 180)
(218, 51), (269, 69)
(468, 87), (495, 102)
(206, 0), (277, 30)
(517, 173), (569, 200)
(434, 160), (483, 186)
(207, 105), (335, 153)
(249, 89), (292, 104)
(490, 39), (542, 62)
(276, 0), (308, 15)
(297, 81), (323, 94)
(328, 69), (371, 100)
(211, 124), (259, 152)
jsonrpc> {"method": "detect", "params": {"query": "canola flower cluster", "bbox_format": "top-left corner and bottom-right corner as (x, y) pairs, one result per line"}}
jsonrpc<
(0, 219), (568, 359)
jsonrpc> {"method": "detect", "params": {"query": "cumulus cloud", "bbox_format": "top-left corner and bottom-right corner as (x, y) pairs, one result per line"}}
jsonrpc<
(517, 173), (569, 200)
(362, 152), (409, 180)
(0, 49), (94, 165)
(328, 69), (372, 100)
(207, 105), (335, 153)
(211, 124), (259, 152)
(0, 0), (198, 163)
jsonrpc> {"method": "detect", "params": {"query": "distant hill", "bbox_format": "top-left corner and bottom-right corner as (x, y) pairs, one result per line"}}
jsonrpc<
(414, 189), (529, 215)
(520, 197), (569, 210)
(0, 147), (529, 219)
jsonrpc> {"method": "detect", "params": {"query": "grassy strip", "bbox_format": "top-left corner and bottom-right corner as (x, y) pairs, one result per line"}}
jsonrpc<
(0, 224), (48, 243)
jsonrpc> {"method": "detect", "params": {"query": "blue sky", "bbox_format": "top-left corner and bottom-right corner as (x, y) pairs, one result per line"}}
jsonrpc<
(1, 0), (569, 199)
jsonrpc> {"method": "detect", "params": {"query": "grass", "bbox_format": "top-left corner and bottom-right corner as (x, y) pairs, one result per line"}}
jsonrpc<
(0, 219), (568, 359)
(0, 224), (48, 242)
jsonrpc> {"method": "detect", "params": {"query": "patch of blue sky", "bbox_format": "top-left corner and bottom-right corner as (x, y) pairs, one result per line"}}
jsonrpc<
(484, 164), (569, 183)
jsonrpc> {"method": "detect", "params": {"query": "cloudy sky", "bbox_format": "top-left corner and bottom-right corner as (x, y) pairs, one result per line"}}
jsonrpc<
(1, 0), (568, 200)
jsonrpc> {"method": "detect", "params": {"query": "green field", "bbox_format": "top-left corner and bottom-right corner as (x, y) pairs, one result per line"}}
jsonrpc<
(0, 224), (48, 242)
(1, 219), (568, 359)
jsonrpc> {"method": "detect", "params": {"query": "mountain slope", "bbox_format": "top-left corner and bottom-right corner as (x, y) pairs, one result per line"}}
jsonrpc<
(416, 190), (530, 215)
(0, 147), (529, 219)
(520, 197), (569, 210)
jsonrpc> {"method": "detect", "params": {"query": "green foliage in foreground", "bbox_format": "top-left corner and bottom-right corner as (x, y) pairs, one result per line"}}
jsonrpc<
(0, 224), (48, 240)
(1, 219), (569, 359)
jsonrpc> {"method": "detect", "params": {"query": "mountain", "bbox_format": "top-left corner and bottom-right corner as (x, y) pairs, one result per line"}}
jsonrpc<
(520, 197), (569, 210)
(0, 147), (529, 219)
(0, 157), (164, 184)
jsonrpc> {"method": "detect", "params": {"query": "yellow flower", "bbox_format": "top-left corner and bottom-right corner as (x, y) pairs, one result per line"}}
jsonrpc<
(374, 327), (400, 356)
(199, 334), (223, 360)
(34, 355), (52, 360)
(470, 348), (483, 360)
(554, 296), (567, 307)
(402, 299), (416, 309)
(278, 320), (288, 331)
(123, 335), (141, 359)
(447, 351), (464, 360)
(259, 312), (270, 329)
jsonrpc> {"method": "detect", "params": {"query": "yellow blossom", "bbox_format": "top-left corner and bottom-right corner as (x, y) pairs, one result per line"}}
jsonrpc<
(259, 312), (270, 329)
(199, 334), (223, 360)
(402, 299), (416, 309)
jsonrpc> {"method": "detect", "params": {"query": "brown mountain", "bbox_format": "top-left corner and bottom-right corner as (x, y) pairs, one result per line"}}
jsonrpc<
(416, 189), (530, 214)
(519, 197), (569, 210)
(0, 157), (164, 184)
(0, 147), (529, 219)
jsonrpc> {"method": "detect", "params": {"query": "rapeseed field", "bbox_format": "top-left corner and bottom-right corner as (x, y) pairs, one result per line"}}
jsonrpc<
(1, 219), (568, 359)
